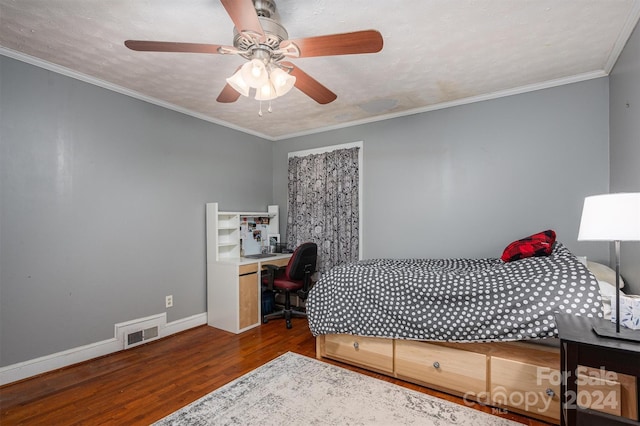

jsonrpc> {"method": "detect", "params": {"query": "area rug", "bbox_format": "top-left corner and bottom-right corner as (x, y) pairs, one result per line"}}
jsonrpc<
(153, 352), (520, 425)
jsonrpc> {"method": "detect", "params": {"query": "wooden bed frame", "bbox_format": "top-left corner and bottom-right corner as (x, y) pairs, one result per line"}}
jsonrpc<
(316, 334), (637, 424)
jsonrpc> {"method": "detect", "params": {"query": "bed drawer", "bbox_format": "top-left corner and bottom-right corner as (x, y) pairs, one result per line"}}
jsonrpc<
(490, 357), (560, 421)
(577, 366), (638, 420)
(322, 334), (393, 374)
(395, 340), (487, 396)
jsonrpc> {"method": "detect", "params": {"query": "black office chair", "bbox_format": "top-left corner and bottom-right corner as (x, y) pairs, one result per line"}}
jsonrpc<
(261, 242), (317, 329)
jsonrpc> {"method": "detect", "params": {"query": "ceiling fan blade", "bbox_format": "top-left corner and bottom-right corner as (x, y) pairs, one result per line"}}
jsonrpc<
(125, 40), (230, 54)
(281, 62), (337, 104)
(220, 0), (264, 38)
(282, 30), (383, 58)
(216, 84), (242, 103)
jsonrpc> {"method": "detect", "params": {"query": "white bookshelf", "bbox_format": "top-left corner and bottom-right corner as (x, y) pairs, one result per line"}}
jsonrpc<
(206, 203), (279, 262)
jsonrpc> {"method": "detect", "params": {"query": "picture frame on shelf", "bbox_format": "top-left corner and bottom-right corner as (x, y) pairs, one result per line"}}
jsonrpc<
(268, 233), (280, 246)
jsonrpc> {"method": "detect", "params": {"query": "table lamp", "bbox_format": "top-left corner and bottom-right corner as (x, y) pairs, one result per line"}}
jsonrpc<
(578, 192), (640, 341)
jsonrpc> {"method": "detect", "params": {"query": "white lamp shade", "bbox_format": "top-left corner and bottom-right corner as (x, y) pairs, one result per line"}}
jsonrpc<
(269, 67), (296, 96)
(255, 81), (277, 101)
(241, 59), (268, 89)
(578, 193), (640, 241)
(225, 69), (250, 97)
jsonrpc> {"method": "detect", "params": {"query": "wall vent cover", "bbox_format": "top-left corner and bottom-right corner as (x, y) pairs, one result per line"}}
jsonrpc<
(116, 313), (165, 350)
(127, 330), (144, 346)
(124, 325), (160, 349)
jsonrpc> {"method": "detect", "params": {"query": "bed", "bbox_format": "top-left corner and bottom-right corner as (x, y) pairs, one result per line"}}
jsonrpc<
(306, 239), (631, 424)
(307, 242), (603, 341)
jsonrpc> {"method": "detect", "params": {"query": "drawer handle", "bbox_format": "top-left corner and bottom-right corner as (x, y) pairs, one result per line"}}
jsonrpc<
(353, 342), (359, 350)
(433, 361), (440, 369)
(545, 388), (555, 398)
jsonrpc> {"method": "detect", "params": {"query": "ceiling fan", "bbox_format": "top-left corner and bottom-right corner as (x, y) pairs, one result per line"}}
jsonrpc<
(124, 0), (383, 110)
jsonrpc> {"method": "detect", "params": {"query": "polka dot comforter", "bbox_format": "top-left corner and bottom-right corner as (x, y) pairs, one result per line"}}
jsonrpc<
(306, 243), (603, 342)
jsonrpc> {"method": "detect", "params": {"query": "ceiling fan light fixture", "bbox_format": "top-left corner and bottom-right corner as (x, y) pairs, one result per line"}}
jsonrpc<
(270, 67), (296, 96)
(255, 81), (277, 101)
(241, 58), (268, 88)
(225, 68), (250, 97)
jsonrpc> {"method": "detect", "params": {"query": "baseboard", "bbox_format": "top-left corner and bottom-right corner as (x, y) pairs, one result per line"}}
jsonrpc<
(0, 312), (207, 386)
(162, 312), (207, 337)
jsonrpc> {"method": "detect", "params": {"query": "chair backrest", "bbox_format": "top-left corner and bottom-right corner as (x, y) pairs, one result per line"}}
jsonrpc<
(285, 242), (318, 281)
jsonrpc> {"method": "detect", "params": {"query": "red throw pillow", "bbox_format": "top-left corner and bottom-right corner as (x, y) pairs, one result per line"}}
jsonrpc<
(501, 230), (557, 262)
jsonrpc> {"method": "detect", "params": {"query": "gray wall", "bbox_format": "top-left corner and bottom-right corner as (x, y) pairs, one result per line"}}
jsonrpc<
(0, 45), (629, 368)
(0, 56), (272, 366)
(273, 79), (611, 263)
(610, 22), (640, 294)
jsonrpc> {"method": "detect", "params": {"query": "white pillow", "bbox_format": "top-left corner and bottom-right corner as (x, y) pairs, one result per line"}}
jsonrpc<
(597, 280), (626, 319)
(587, 261), (625, 289)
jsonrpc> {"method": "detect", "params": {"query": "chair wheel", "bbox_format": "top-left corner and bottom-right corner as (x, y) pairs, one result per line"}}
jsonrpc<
(263, 318), (269, 324)
(286, 321), (292, 329)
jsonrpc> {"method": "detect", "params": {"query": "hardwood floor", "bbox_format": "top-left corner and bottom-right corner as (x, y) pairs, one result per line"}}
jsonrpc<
(0, 318), (552, 425)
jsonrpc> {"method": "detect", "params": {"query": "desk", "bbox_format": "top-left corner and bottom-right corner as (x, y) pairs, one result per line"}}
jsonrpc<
(207, 254), (292, 334)
(556, 313), (640, 426)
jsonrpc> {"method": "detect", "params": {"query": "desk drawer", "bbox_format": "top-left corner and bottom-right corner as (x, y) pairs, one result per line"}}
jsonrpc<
(395, 340), (487, 396)
(322, 334), (393, 374)
(239, 264), (258, 275)
(263, 257), (290, 268)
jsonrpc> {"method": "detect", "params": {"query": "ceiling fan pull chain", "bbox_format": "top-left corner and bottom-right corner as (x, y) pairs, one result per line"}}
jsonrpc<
(268, 101), (273, 113)
(258, 101), (263, 117)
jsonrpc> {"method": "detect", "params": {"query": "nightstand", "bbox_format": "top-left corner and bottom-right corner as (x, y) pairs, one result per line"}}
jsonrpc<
(556, 313), (640, 425)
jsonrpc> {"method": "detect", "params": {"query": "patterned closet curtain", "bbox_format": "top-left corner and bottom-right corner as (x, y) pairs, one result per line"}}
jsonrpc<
(286, 147), (360, 273)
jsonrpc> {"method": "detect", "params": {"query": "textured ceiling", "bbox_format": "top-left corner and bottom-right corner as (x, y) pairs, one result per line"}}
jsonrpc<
(1, 0), (640, 140)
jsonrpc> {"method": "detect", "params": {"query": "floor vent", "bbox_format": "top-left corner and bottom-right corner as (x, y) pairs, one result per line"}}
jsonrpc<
(115, 313), (165, 349)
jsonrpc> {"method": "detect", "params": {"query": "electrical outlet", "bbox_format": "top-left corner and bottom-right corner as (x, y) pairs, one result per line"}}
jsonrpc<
(165, 295), (173, 308)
